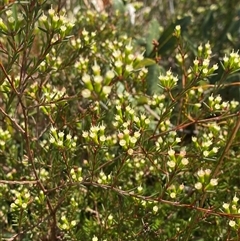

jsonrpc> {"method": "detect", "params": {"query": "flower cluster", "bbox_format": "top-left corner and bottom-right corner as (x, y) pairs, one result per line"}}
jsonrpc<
(194, 168), (218, 191)
(113, 103), (150, 130)
(0, 127), (11, 150)
(58, 214), (77, 231)
(41, 47), (63, 71)
(39, 84), (66, 115)
(222, 195), (240, 229)
(126, 157), (147, 183)
(0, 9), (24, 33)
(166, 148), (189, 171)
(0, 184), (9, 225)
(207, 94), (228, 112)
(223, 50), (240, 73)
(156, 130), (181, 150)
(97, 170), (112, 184)
(192, 122), (227, 158)
(188, 42), (218, 79)
(167, 183), (185, 199)
(10, 188), (31, 211)
(148, 94), (166, 108)
(81, 66), (114, 99)
(158, 70), (178, 90)
(174, 25), (181, 38)
(70, 28), (97, 58)
(49, 126), (77, 150)
(82, 124), (108, 145)
(35, 190), (45, 205)
(39, 7), (74, 38)
(105, 37), (147, 83)
(117, 128), (141, 150)
(70, 167), (83, 182)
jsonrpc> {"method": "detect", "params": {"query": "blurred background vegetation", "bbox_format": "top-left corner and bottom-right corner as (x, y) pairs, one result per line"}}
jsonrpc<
(42, 0), (240, 97)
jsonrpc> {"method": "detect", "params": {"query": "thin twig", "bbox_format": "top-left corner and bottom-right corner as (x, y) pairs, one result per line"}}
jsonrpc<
(0, 107), (25, 134)
(0, 179), (38, 185)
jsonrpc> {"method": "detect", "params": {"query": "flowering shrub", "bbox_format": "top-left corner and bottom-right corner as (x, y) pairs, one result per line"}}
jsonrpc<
(0, 1), (240, 240)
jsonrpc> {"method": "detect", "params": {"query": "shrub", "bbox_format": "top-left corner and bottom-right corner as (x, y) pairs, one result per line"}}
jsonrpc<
(0, 0), (240, 240)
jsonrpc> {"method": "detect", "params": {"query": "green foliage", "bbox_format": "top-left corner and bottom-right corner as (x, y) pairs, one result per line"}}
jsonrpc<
(0, 0), (240, 240)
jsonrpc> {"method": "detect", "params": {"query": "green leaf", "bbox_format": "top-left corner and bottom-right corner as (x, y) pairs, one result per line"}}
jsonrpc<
(134, 58), (156, 70)
(136, 96), (149, 105)
(112, 0), (125, 13)
(145, 19), (161, 56)
(146, 64), (164, 95)
(38, 26), (48, 33)
(148, 16), (191, 57)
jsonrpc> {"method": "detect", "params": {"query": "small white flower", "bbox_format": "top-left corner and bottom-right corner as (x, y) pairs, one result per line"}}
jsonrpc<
(194, 182), (202, 190)
(212, 147), (218, 153)
(22, 203), (27, 209)
(99, 135), (106, 142)
(102, 86), (112, 95)
(193, 59), (199, 66)
(198, 45), (203, 52)
(208, 95), (214, 102)
(223, 55), (229, 63)
(181, 158), (189, 166)
(223, 203), (230, 210)
(82, 74), (91, 83)
(153, 205), (158, 213)
(115, 60), (123, 68)
(202, 68), (208, 74)
(48, 8), (55, 16)
(82, 28), (88, 36)
(71, 220), (77, 226)
(92, 236), (98, 241)
(175, 25), (181, 31)
(119, 139), (126, 147)
(106, 70), (115, 79)
(40, 13), (47, 22)
(214, 103), (221, 110)
(57, 140), (63, 146)
(49, 137), (55, 143)
(192, 136), (197, 142)
(170, 192), (176, 199)
(118, 133), (124, 140)
(229, 220), (236, 227)
(127, 148), (133, 155)
(168, 149), (175, 156)
(92, 64), (100, 73)
(93, 75), (103, 84)
(179, 184), (184, 190)
(232, 204), (237, 211)
(233, 195), (239, 203)
(212, 64), (218, 70)
(134, 131), (141, 138)
(81, 89), (91, 98)
(60, 25), (67, 32)
(167, 160), (175, 168)
(130, 136), (137, 144)
(62, 223), (68, 230)
(197, 169), (205, 177)
(137, 186), (143, 192)
(210, 178), (218, 186)
(179, 149), (186, 157)
(126, 64), (133, 72)
(202, 59), (210, 67)
(82, 131), (88, 138)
